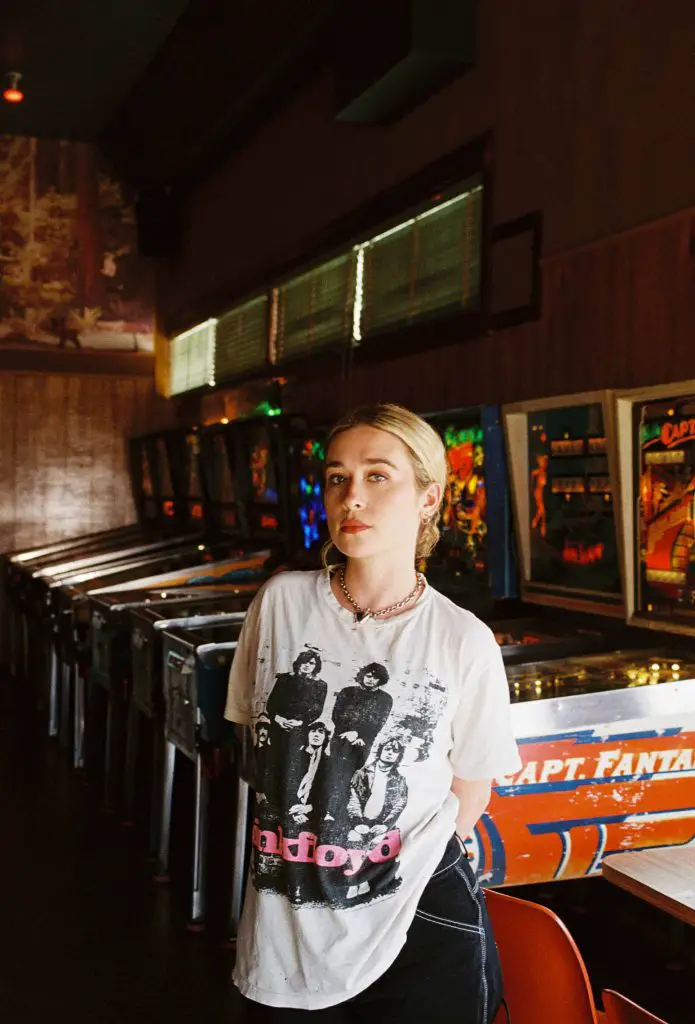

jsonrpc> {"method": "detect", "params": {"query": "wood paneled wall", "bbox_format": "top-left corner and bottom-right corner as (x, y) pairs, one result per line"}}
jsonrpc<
(283, 209), (695, 420)
(0, 374), (177, 553)
(161, 0), (695, 332)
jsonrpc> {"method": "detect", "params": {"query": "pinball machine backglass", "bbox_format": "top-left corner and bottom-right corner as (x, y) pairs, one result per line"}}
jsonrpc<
(504, 391), (625, 616)
(286, 431), (328, 566)
(425, 405), (514, 609)
(617, 380), (695, 633)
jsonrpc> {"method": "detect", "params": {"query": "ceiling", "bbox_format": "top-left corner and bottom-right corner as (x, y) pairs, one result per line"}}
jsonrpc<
(0, 0), (332, 190)
(0, 0), (190, 140)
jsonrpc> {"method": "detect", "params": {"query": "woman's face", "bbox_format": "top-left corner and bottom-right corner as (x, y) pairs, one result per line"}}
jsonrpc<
(325, 425), (439, 563)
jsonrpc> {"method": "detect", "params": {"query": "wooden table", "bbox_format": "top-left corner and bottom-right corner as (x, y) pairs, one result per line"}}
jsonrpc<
(602, 847), (695, 928)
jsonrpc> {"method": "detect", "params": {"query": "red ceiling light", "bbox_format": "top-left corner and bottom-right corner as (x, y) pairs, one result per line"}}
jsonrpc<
(3, 72), (24, 104)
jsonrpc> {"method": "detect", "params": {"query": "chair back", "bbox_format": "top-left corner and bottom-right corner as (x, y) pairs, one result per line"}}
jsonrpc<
(603, 989), (667, 1024)
(485, 887), (599, 1024)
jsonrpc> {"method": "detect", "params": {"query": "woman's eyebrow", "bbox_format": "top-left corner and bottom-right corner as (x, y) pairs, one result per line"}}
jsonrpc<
(325, 458), (398, 470)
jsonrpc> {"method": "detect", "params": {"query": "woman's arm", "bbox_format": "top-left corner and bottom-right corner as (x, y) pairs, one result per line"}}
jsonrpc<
(450, 776), (492, 842)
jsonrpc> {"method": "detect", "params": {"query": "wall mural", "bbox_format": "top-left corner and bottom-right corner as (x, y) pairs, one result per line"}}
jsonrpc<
(0, 135), (153, 353)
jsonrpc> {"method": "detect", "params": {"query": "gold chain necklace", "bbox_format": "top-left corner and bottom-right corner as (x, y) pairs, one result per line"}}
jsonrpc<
(337, 566), (424, 623)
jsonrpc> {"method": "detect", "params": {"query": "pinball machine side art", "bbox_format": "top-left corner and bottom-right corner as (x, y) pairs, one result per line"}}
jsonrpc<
(616, 379), (695, 634)
(503, 390), (626, 616)
(472, 662), (695, 888)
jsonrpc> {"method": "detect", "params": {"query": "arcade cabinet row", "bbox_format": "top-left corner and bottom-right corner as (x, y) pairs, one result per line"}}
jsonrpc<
(3, 383), (695, 905)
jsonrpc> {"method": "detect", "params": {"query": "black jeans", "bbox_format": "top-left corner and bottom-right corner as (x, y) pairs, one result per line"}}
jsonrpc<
(240, 834), (504, 1024)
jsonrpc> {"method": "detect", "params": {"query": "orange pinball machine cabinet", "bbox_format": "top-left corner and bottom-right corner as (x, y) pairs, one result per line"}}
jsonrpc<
(616, 381), (695, 633)
(480, 392), (694, 887)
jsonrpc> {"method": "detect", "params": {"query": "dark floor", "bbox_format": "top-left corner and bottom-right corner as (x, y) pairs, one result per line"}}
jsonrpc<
(0, 677), (241, 1023)
(0, 673), (692, 1023)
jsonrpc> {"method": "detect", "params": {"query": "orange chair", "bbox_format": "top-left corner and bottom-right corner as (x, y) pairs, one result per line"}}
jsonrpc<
(602, 989), (668, 1024)
(485, 887), (601, 1024)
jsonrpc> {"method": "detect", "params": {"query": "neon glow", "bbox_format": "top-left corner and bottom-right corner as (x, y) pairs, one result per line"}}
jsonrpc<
(295, 437), (327, 551)
(3, 73), (24, 104)
(444, 426), (484, 448)
(255, 402), (282, 418)
(563, 542), (605, 565)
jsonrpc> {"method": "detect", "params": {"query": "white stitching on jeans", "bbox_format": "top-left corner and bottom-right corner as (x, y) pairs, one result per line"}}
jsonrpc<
(430, 850), (462, 879)
(414, 907), (485, 934)
(456, 861), (488, 1024)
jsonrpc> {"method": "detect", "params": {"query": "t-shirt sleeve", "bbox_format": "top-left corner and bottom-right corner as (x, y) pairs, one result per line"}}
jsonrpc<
(449, 624), (522, 780)
(224, 584), (266, 725)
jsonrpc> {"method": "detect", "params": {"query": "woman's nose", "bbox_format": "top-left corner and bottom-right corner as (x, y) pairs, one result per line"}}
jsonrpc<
(343, 481), (366, 510)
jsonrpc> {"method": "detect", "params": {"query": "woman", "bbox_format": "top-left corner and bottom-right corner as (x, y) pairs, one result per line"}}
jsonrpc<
(225, 403), (521, 1022)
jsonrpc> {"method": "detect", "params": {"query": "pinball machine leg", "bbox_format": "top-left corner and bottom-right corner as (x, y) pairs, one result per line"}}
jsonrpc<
(188, 749), (210, 931)
(59, 662), (72, 749)
(149, 720), (165, 859)
(48, 649), (59, 737)
(228, 776), (250, 943)
(21, 612), (29, 681)
(73, 667), (85, 769)
(154, 739), (176, 880)
(8, 604), (17, 679)
(122, 701), (140, 825)
(103, 693), (116, 811)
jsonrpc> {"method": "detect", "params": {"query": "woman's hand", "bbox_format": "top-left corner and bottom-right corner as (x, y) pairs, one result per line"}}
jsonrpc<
(450, 777), (492, 842)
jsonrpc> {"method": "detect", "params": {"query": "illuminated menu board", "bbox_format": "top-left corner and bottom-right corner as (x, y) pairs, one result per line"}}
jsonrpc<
(637, 394), (695, 623)
(526, 402), (620, 595)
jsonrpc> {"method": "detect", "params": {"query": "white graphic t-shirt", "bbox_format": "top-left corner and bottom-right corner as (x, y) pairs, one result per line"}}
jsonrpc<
(225, 569), (522, 1010)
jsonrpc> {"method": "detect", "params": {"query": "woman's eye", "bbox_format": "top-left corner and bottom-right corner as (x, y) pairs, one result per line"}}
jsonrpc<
(326, 474), (345, 486)
(368, 472), (387, 482)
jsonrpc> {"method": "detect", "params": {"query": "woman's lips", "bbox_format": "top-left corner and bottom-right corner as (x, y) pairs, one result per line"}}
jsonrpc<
(340, 522), (371, 534)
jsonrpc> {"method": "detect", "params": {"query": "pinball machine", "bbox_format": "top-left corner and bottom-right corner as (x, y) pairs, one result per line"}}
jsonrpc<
(470, 389), (695, 888)
(2, 524), (143, 683)
(6, 428), (194, 712)
(76, 419), (286, 800)
(146, 416), (329, 930)
(32, 425), (233, 753)
(425, 403), (624, 664)
(0, 430), (174, 681)
(84, 418), (273, 817)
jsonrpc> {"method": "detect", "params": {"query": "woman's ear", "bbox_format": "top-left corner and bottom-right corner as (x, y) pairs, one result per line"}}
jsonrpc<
(421, 482), (442, 517)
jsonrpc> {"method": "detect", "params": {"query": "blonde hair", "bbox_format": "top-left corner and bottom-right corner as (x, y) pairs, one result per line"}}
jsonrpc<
(321, 403), (448, 568)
